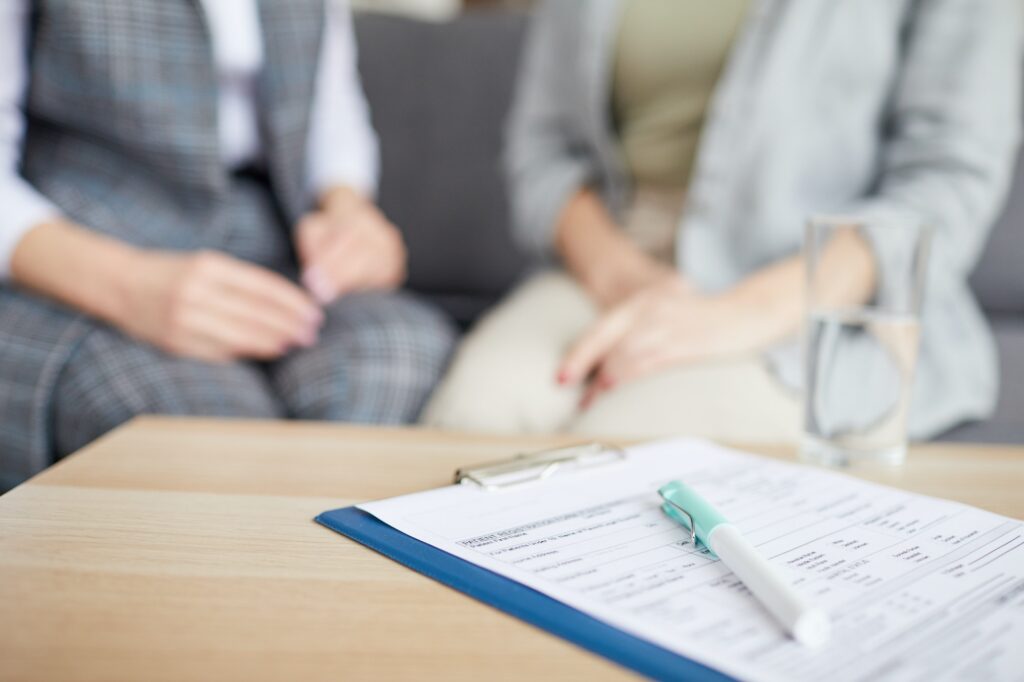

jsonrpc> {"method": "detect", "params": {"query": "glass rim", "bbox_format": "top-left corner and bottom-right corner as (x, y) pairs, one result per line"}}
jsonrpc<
(807, 213), (933, 236)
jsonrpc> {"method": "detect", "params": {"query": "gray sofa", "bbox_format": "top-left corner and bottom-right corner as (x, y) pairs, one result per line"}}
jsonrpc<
(354, 11), (1024, 444)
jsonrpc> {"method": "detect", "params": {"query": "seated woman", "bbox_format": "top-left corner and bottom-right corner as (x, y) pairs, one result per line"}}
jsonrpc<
(423, 0), (1021, 442)
(0, 0), (455, 488)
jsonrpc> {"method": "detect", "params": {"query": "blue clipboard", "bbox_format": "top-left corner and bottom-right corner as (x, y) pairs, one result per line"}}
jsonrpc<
(316, 506), (734, 682)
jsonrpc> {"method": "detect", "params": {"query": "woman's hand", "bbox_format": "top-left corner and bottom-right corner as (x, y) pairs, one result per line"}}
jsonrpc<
(12, 219), (323, 362)
(295, 186), (406, 305)
(119, 249), (324, 362)
(558, 274), (787, 407)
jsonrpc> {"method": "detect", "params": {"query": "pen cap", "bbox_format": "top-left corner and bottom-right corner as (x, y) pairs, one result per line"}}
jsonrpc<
(658, 481), (729, 548)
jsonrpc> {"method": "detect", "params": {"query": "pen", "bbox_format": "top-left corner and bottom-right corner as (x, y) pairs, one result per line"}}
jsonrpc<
(658, 481), (831, 648)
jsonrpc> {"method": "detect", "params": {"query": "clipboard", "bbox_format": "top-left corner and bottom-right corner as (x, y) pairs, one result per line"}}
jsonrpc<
(315, 444), (733, 682)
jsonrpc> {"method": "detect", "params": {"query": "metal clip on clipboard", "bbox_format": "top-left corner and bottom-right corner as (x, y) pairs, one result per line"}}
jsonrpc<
(454, 443), (627, 492)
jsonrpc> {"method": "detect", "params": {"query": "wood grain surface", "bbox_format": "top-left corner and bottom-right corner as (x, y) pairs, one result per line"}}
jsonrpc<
(1, 417), (1020, 681)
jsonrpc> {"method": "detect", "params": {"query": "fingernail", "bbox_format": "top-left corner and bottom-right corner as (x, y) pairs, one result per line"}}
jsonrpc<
(302, 266), (334, 304)
(308, 307), (325, 326)
(557, 370), (570, 385)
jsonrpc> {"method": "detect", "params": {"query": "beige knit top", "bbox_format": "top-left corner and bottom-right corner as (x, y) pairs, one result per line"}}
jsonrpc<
(612, 0), (750, 190)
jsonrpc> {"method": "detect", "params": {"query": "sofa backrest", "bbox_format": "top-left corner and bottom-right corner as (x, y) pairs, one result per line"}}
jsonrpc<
(970, 150), (1024, 316)
(354, 11), (531, 325)
(355, 11), (1024, 322)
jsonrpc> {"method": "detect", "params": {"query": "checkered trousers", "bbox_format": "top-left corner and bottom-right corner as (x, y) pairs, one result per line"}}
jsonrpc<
(2, 173), (456, 488)
(50, 288), (456, 460)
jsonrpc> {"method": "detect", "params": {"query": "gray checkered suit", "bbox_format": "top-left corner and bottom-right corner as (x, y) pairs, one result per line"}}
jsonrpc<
(0, 0), (455, 488)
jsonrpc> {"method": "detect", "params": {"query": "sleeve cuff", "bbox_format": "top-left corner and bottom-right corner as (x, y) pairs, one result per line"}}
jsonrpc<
(511, 160), (590, 257)
(0, 180), (60, 279)
(309, 170), (378, 206)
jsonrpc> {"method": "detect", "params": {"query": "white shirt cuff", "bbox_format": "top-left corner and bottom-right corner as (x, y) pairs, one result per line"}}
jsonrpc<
(0, 178), (60, 279)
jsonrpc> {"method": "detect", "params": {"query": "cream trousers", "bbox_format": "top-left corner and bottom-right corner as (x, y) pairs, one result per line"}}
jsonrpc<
(421, 271), (802, 444)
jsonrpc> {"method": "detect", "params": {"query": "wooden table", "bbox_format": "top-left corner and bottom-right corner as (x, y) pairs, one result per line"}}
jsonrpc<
(1, 418), (1021, 681)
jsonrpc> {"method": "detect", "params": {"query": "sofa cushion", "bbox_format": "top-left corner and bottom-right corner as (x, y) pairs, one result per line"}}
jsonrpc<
(354, 11), (531, 324)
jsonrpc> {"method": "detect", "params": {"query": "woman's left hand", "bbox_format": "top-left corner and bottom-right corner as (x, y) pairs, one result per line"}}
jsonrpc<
(557, 274), (782, 407)
(294, 186), (407, 305)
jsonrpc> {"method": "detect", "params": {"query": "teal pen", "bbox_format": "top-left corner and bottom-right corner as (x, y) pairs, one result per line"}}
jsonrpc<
(659, 481), (831, 648)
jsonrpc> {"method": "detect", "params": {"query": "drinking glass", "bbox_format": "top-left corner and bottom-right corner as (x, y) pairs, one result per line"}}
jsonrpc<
(801, 216), (930, 466)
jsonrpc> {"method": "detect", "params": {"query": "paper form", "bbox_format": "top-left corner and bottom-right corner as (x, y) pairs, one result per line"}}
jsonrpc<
(359, 439), (1024, 682)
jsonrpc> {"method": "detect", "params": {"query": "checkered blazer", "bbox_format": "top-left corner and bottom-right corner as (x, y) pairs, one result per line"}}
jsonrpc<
(0, 0), (324, 483)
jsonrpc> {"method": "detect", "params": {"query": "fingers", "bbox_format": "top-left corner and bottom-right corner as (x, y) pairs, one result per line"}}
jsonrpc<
(577, 341), (675, 409)
(164, 302), (285, 363)
(295, 213), (333, 267)
(167, 252), (325, 361)
(565, 279), (703, 408)
(314, 229), (404, 300)
(300, 226), (359, 304)
(316, 249), (371, 301)
(579, 378), (608, 410)
(301, 264), (337, 305)
(294, 207), (407, 304)
(572, 314), (680, 408)
(576, 338), (639, 408)
(212, 256), (323, 328)
(558, 302), (636, 385)
(181, 306), (294, 361)
(202, 286), (318, 349)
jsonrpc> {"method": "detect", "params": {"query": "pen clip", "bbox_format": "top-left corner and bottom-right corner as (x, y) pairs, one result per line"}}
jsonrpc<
(659, 491), (697, 547)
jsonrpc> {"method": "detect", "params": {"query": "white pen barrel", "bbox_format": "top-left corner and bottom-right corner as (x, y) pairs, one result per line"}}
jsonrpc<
(709, 524), (830, 647)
